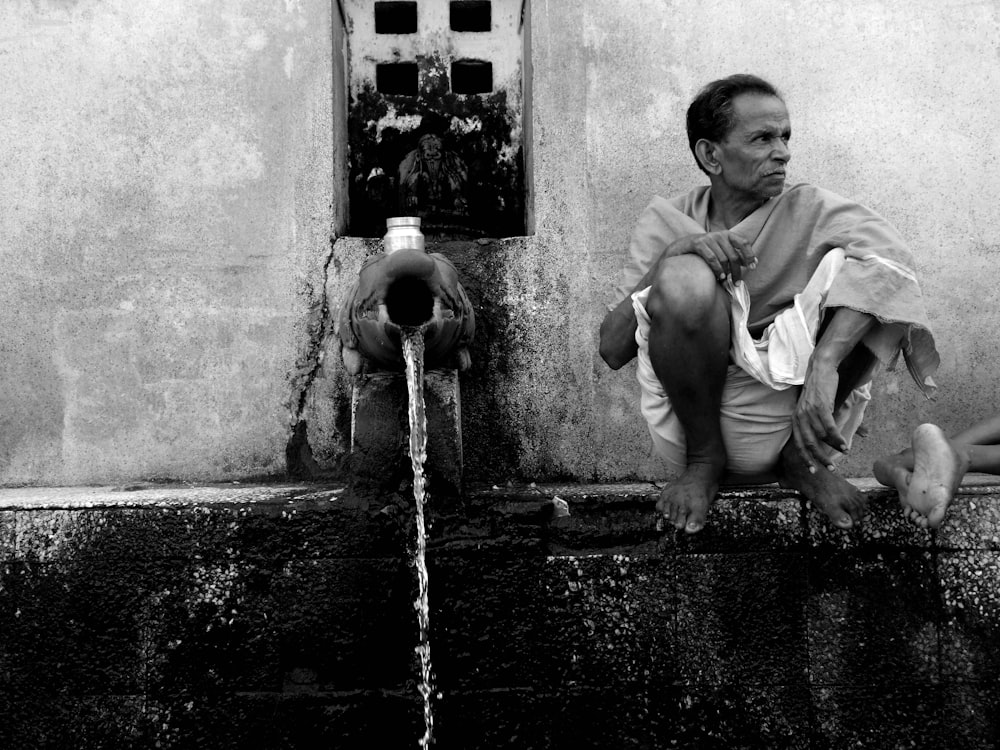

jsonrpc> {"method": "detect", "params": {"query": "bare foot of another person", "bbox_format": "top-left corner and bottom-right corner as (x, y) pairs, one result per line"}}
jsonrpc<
(656, 461), (724, 534)
(904, 423), (970, 529)
(873, 449), (914, 510)
(780, 446), (866, 529)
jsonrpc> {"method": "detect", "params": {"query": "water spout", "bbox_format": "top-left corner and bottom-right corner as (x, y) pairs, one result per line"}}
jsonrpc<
(336, 218), (475, 376)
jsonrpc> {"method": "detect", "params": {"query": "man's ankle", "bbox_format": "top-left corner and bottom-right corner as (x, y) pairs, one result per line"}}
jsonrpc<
(686, 446), (727, 472)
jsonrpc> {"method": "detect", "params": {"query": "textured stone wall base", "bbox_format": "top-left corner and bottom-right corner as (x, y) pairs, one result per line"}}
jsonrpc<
(350, 368), (463, 494)
(0, 480), (998, 748)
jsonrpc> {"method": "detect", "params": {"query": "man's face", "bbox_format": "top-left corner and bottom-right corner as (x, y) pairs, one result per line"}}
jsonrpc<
(714, 94), (791, 201)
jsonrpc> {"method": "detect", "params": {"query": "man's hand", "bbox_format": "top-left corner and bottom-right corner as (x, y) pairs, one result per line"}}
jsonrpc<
(600, 230), (755, 370)
(672, 231), (757, 283)
(793, 359), (847, 472)
(792, 307), (878, 472)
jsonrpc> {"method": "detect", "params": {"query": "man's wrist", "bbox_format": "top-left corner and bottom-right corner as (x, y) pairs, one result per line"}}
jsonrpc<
(665, 235), (694, 257)
(808, 350), (841, 372)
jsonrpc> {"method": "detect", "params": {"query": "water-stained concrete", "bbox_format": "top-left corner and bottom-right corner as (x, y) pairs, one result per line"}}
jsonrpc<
(1, 479), (999, 747)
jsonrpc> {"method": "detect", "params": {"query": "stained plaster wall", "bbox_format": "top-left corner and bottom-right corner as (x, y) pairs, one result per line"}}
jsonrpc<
(3, 0), (999, 486)
(0, 0), (340, 484)
(341, 0), (526, 237)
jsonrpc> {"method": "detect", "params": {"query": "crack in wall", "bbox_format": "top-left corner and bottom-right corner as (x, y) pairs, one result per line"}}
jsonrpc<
(285, 233), (337, 478)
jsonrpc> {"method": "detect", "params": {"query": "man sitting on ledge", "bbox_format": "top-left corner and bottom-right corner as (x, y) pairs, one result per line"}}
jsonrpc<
(599, 74), (939, 533)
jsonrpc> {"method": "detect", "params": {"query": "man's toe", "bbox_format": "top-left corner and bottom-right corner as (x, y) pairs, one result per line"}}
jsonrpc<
(833, 514), (853, 529)
(684, 508), (706, 534)
(668, 502), (688, 530)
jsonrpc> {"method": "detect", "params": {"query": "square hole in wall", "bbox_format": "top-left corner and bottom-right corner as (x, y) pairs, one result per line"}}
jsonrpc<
(375, 1), (418, 34)
(450, 1), (491, 32)
(451, 59), (492, 94)
(376, 62), (419, 95)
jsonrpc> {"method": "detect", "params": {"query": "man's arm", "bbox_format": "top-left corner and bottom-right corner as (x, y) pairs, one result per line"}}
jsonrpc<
(793, 307), (877, 470)
(598, 231), (756, 370)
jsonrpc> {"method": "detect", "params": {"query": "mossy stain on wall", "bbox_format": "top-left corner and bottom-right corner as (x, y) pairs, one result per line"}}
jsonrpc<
(347, 52), (524, 238)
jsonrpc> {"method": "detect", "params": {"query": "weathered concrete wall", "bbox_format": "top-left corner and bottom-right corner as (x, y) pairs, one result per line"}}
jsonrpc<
(3, 0), (999, 485)
(0, 0), (337, 484)
(1, 481), (998, 747)
(316, 236), (572, 484)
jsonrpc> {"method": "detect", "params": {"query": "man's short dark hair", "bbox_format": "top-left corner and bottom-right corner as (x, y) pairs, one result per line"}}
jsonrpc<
(686, 74), (783, 174)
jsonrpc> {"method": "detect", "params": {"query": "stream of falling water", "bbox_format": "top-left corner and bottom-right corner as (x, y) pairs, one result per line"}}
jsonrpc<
(402, 328), (435, 748)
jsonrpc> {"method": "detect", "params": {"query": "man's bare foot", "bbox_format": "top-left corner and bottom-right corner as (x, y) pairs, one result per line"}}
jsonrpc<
(656, 461), (724, 534)
(903, 423), (970, 529)
(779, 445), (866, 528)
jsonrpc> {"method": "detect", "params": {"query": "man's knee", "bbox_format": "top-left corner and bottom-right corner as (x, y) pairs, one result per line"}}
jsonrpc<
(646, 255), (723, 329)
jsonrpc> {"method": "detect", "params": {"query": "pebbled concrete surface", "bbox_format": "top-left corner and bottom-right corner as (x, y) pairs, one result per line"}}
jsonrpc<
(0, 479), (999, 747)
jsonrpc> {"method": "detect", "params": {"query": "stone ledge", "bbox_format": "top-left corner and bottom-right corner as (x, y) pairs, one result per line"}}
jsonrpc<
(0, 482), (348, 509)
(0, 472), (995, 509)
(462, 475), (1000, 556)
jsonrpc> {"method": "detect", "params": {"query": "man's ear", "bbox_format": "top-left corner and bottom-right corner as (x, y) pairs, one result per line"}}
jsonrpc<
(695, 139), (722, 175)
